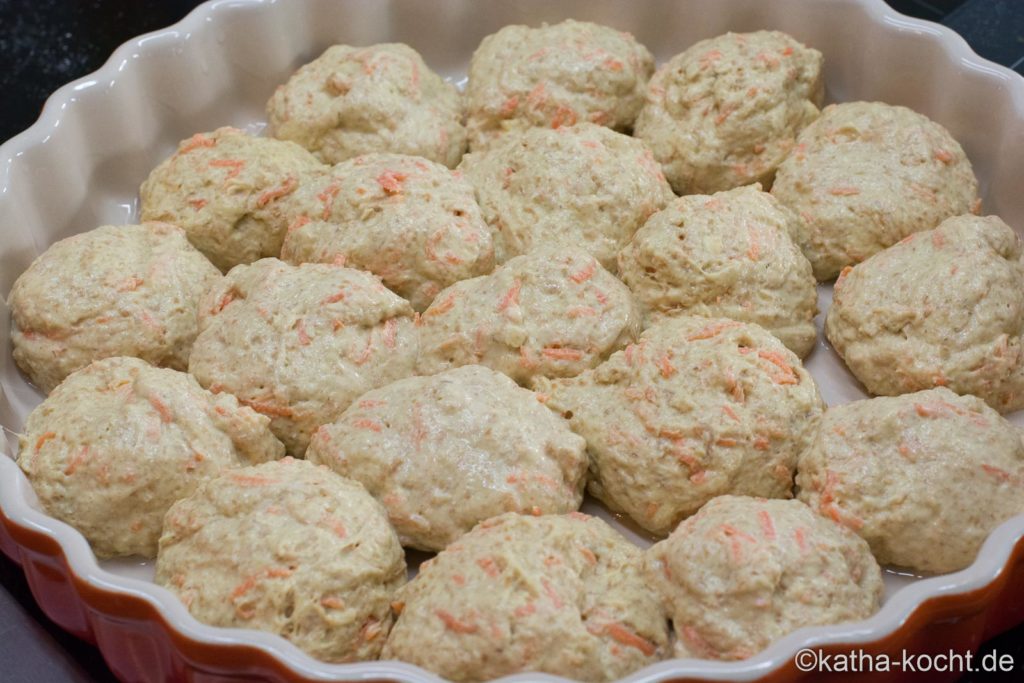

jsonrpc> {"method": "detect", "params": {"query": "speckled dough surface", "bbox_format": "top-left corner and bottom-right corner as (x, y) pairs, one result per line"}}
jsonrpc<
(18, 357), (284, 558)
(634, 31), (823, 195)
(618, 184), (818, 357)
(9, 222), (222, 394)
(416, 248), (640, 385)
(826, 215), (1024, 412)
(646, 496), (882, 660)
(267, 43), (466, 167)
(459, 123), (673, 269)
(187, 259), (418, 456)
(139, 127), (321, 271)
(279, 153), (494, 311)
(771, 101), (979, 280)
(797, 388), (1024, 574)
(306, 365), (587, 551)
(536, 316), (824, 536)
(382, 512), (669, 682)
(156, 457), (405, 662)
(464, 19), (654, 149)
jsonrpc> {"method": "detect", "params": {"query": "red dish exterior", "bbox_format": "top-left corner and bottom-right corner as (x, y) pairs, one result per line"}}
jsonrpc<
(4, 502), (1024, 683)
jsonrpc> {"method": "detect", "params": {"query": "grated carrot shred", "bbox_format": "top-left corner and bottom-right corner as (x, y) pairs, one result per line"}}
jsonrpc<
(497, 278), (522, 312)
(569, 261), (596, 284)
(436, 609), (478, 634)
(256, 175), (298, 207)
(542, 347), (583, 361)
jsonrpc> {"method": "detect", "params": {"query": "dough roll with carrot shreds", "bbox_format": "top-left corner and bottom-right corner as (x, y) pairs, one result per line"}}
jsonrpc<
(187, 259), (418, 457)
(771, 101), (979, 280)
(139, 127), (321, 272)
(279, 153), (496, 312)
(382, 512), (669, 682)
(9, 222), (222, 394)
(306, 365), (588, 552)
(634, 31), (824, 195)
(797, 388), (1024, 574)
(156, 458), (406, 663)
(18, 356), (284, 559)
(458, 123), (673, 269)
(645, 496), (882, 661)
(415, 247), (641, 385)
(464, 19), (654, 150)
(267, 43), (466, 168)
(618, 184), (818, 358)
(826, 214), (1024, 412)
(535, 315), (824, 536)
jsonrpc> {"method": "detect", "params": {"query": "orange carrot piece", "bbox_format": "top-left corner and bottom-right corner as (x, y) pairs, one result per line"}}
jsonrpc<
(829, 186), (860, 196)
(542, 347), (583, 361)
(569, 261), (596, 284)
(687, 321), (739, 341)
(436, 609), (478, 634)
(376, 170), (407, 195)
(63, 446), (90, 475)
(354, 419), (384, 433)
(256, 175), (298, 207)
(179, 133), (216, 154)
(149, 396), (173, 423)
(35, 432), (56, 451)
(497, 279), (522, 312)
(606, 623), (657, 656)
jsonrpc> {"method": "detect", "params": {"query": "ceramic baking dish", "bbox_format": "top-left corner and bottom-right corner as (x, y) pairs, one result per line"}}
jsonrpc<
(3, 0), (1024, 681)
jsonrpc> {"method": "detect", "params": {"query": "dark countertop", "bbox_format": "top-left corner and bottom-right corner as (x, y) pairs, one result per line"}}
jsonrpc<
(1, 1), (1023, 681)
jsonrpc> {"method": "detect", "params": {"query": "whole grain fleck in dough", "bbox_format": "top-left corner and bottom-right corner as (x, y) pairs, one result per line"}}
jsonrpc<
(635, 31), (823, 195)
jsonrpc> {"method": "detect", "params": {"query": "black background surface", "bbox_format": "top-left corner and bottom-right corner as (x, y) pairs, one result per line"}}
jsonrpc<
(1, 0), (1024, 681)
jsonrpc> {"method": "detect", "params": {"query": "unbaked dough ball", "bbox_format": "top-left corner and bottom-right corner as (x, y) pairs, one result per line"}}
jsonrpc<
(279, 153), (494, 311)
(267, 43), (466, 167)
(618, 184), (818, 357)
(465, 20), (654, 149)
(9, 222), (222, 394)
(416, 247), (640, 384)
(772, 101), (979, 280)
(156, 457), (405, 662)
(18, 357), (284, 558)
(634, 31), (823, 195)
(382, 512), (669, 682)
(797, 388), (1024, 574)
(306, 365), (588, 551)
(537, 316), (824, 536)
(139, 127), (321, 271)
(646, 496), (882, 660)
(188, 259), (418, 456)
(459, 123), (673, 269)
(826, 215), (1024, 412)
